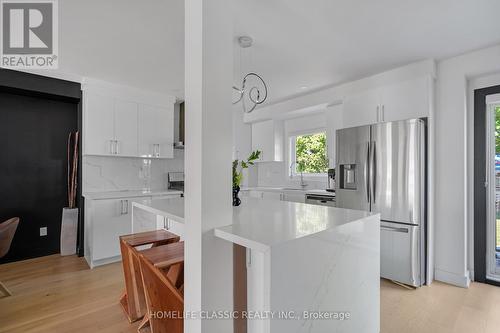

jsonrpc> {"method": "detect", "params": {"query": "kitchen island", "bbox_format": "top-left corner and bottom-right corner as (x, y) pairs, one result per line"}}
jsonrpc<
(132, 197), (380, 333)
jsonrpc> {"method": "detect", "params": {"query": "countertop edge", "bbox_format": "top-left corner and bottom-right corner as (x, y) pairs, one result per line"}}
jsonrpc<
(82, 190), (183, 200)
(214, 228), (270, 252)
(132, 200), (185, 223)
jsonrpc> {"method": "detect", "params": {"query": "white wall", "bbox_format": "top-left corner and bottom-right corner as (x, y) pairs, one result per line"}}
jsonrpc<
(435, 44), (500, 287)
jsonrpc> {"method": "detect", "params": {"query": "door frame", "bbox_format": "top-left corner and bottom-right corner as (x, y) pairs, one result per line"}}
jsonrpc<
(485, 94), (500, 281)
(474, 84), (500, 285)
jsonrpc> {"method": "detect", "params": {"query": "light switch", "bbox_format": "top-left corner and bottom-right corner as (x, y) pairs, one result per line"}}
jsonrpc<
(40, 227), (48, 236)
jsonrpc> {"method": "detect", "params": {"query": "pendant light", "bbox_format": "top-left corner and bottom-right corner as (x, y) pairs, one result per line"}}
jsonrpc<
(233, 36), (268, 113)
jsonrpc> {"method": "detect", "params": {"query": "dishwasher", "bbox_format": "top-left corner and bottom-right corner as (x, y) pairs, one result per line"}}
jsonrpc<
(305, 194), (336, 207)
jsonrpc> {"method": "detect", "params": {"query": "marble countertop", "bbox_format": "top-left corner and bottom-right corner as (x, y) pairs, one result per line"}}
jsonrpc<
(241, 186), (335, 197)
(132, 196), (374, 253)
(132, 197), (184, 223)
(215, 198), (375, 251)
(82, 189), (183, 200)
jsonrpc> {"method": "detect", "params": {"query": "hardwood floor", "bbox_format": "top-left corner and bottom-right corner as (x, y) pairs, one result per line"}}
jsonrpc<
(1, 255), (500, 333)
(0, 255), (138, 333)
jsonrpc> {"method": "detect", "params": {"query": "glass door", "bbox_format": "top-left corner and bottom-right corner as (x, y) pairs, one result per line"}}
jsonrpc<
(486, 96), (500, 281)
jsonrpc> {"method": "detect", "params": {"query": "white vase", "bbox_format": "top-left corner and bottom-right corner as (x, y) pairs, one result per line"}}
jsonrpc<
(61, 207), (78, 256)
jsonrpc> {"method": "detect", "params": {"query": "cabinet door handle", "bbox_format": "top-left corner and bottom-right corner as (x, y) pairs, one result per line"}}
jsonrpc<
(124, 200), (129, 214)
(109, 140), (115, 154)
(376, 105), (380, 122)
(114, 140), (119, 155)
(120, 200), (124, 215)
(382, 105), (385, 122)
(152, 144), (160, 157)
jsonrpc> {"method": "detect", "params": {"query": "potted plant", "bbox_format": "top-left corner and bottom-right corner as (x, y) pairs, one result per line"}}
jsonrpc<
(232, 150), (261, 206)
(61, 131), (79, 256)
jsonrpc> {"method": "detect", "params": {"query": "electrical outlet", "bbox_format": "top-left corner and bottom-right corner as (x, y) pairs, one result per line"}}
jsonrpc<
(40, 227), (47, 236)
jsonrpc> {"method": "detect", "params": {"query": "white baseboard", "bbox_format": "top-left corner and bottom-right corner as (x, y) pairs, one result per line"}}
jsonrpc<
(435, 268), (471, 288)
(85, 254), (122, 269)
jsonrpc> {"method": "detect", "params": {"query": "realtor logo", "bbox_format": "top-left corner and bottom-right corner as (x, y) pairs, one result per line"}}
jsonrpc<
(1, 0), (58, 69)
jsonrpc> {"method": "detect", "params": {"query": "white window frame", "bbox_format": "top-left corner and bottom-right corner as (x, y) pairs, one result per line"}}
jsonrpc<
(288, 128), (328, 178)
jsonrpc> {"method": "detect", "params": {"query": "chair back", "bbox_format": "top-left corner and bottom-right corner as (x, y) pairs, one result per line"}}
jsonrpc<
(0, 218), (19, 258)
(140, 254), (184, 333)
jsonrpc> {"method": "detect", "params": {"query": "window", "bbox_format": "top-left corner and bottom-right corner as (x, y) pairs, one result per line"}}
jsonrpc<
(290, 131), (328, 176)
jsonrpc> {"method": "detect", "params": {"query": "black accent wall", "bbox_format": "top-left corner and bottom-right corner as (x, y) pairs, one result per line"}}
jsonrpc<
(0, 69), (82, 263)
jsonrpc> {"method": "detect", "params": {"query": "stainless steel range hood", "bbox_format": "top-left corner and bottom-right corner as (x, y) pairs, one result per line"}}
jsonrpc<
(174, 101), (185, 149)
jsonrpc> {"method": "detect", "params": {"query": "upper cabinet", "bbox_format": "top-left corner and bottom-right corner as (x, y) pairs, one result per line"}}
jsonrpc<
(342, 76), (431, 128)
(251, 119), (284, 162)
(84, 92), (116, 156)
(114, 100), (139, 157)
(380, 76), (430, 123)
(138, 104), (174, 158)
(83, 79), (175, 158)
(342, 88), (380, 128)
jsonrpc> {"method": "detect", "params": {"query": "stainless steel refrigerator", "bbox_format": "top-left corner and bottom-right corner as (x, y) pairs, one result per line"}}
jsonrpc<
(336, 119), (426, 287)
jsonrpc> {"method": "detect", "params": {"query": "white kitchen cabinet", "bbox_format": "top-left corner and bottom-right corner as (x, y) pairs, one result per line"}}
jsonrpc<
(282, 192), (306, 203)
(90, 197), (143, 263)
(261, 191), (282, 201)
(84, 92), (139, 157)
(380, 76), (430, 122)
(83, 79), (176, 159)
(244, 189), (306, 203)
(248, 190), (264, 199)
(138, 104), (174, 158)
(342, 87), (380, 128)
(114, 100), (138, 156)
(84, 92), (115, 155)
(251, 120), (284, 162)
(342, 76), (431, 128)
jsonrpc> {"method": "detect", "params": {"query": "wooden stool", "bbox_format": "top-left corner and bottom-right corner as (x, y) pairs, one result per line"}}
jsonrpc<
(138, 241), (184, 333)
(119, 230), (180, 323)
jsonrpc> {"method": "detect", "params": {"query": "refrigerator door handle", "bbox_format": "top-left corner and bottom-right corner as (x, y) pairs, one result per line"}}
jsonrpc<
(370, 141), (376, 204)
(365, 142), (370, 203)
(380, 225), (408, 233)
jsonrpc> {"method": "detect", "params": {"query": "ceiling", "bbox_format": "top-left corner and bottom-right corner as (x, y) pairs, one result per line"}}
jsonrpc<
(234, 0), (500, 104)
(57, 0), (184, 97)
(54, 0), (500, 103)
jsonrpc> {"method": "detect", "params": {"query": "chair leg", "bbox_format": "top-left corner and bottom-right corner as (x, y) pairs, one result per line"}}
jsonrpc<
(0, 281), (12, 298)
(137, 312), (150, 332)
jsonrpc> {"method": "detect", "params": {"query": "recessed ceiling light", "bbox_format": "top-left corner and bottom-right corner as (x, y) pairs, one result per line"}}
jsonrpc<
(300, 86), (308, 90)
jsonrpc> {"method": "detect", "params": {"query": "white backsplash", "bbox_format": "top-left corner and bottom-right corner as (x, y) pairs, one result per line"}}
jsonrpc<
(83, 150), (184, 192)
(256, 162), (328, 190)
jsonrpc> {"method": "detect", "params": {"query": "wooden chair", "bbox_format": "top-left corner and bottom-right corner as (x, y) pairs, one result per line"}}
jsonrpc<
(0, 217), (20, 298)
(119, 230), (180, 323)
(138, 241), (184, 333)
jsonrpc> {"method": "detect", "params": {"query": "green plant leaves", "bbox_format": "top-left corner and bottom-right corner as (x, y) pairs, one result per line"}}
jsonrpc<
(232, 150), (261, 187)
(295, 132), (328, 173)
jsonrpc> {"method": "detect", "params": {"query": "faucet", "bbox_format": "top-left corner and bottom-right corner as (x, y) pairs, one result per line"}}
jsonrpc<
(290, 161), (308, 188)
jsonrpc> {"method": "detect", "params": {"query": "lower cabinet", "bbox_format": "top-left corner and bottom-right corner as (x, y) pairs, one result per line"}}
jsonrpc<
(282, 192), (306, 203)
(261, 191), (282, 201)
(241, 189), (307, 203)
(86, 197), (146, 267)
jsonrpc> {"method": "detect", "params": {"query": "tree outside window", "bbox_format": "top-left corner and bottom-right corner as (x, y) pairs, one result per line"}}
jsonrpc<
(292, 132), (328, 174)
